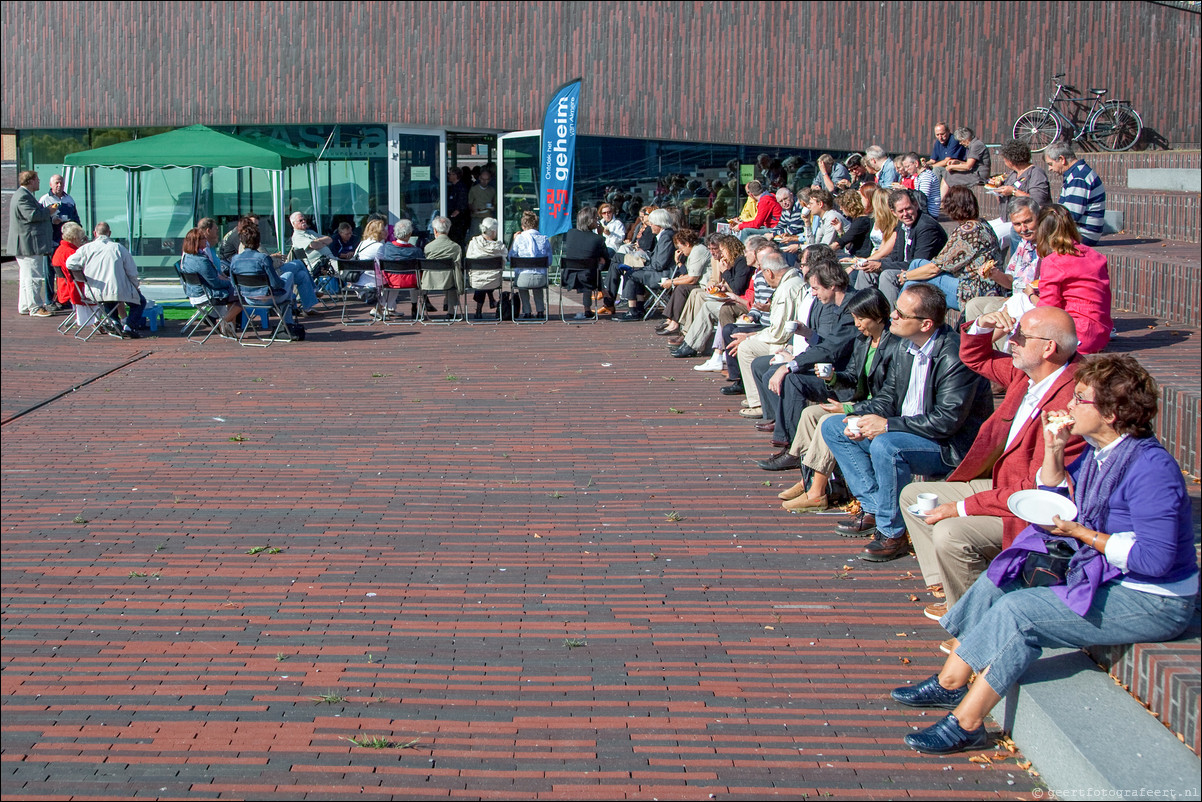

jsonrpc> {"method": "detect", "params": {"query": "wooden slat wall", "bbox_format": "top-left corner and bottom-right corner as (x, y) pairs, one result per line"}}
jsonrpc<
(1, 1), (1198, 150)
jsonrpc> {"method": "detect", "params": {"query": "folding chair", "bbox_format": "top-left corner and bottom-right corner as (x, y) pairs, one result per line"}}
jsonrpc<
(177, 263), (240, 344)
(418, 258), (461, 325)
(55, 264), (87, 336)
(510, 256), (550, 324)
(230, 268), (293, 347)
(68, 267), (123, 341)
(332, 258), (378, 326)
(462, 256), (505, 325)
(557, 257), (601, 324)
(641, 263), (683, 321)
(376, 259), (421, 325)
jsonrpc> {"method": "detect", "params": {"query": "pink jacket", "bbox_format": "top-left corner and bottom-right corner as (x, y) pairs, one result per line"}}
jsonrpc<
(1037, 244), (1112, 354)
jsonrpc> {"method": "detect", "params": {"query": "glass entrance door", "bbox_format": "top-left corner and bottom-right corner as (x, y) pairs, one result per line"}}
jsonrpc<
(496, 130), (540, 247)
(388, 127), (445, 237)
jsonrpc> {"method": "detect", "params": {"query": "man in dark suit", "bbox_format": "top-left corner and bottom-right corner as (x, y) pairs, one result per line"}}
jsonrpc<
(853, 188), (948, 306)
(901, 306), (1085, 614)
(8, 170), (55, 317)
(820, 283), (993, 562)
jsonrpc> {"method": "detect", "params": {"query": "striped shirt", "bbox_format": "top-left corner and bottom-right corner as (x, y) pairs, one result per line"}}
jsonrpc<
(914, 168), (941, 218)
(1058, 160), (1106, 246)
(771, 207), (806, 237)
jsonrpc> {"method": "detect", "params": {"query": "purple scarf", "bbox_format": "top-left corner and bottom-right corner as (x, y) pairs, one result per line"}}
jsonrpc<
(987, 437), (1147, 615)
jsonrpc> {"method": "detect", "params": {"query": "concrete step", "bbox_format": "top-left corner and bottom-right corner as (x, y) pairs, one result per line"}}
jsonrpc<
(1004, 647), (1201, 799)
(1105, 187), (1201, 244)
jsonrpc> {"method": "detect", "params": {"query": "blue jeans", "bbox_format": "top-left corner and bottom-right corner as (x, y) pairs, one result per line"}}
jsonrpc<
(902, 270), (962, 311)
(945, 573), (1196, 696)
(820, 415), (951, 538)
(278, 259), (318, 310)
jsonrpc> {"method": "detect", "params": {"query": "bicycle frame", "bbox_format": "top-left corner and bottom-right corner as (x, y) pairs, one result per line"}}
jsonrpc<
(1042, 80), (1106, 141)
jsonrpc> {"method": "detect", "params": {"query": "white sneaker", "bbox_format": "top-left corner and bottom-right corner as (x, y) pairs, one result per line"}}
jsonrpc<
(694, 354), (724, 372)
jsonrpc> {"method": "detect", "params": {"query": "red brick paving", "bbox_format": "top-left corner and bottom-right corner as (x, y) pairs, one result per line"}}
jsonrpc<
(5, 280), (1193, 800)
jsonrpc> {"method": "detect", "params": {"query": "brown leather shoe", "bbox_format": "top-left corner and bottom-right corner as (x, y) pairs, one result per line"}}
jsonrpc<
(754, 420), (775, 433)
(778, 480), (808, 501)
(782, 494), (828, 512)
(668, 336), (685, 346)
(836, 511), (877, 535)
(924, 602), (948, 621)
(859, 533), (911, 562)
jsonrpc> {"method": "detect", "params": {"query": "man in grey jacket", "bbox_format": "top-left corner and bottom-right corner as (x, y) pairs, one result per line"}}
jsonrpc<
(8, 170), (55, 316)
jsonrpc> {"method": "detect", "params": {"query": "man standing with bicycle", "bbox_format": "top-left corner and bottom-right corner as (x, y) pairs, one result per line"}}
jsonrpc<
(1044, 142), (1106, 246)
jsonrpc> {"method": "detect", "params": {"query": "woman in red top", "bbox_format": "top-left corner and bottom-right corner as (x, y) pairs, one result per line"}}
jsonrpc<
(51, 221), (86, 306)
(1035, 204), (1113, 354)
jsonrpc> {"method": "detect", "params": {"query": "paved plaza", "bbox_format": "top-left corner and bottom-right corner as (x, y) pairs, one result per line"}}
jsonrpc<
(2, 279), (1197, 800)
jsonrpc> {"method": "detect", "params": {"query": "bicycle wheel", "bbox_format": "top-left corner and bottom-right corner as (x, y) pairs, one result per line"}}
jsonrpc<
(1089, 103), (1143, 152)
(1012, 108), (1061, 152)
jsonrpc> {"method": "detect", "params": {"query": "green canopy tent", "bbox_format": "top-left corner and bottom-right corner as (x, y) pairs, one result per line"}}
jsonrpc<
(62, 124), (320, 254)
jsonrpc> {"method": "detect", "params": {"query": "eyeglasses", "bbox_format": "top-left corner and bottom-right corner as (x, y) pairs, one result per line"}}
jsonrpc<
(891, 308), (926, 321)
(1070, 392), (1097, 406)
(1013, 329), (1051, 343)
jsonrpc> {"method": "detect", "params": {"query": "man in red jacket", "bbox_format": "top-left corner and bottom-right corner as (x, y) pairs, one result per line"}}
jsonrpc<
(900, 305), (1085, 614)
(733, 180), (782, 243)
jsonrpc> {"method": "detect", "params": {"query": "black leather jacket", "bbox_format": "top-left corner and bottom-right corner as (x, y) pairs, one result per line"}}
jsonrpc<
(852, 325), (993, 465)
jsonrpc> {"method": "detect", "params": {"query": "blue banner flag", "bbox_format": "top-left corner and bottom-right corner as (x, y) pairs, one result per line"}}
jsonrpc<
(539, 78), (582, 238)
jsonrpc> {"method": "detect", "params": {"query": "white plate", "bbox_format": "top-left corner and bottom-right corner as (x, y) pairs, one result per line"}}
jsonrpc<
(1007, 489), (1077, 528)
(906, 504), (933, 516)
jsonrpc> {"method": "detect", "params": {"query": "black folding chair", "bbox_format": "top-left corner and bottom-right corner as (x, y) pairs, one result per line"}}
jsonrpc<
(376, 259), (421, 325)
(418, 258), (461, 324)
(557, 257), (601, 323)
(230, 268), (293, 347)
(333, 258), (379, 326)
(510, 256), (550, 324)
(175, 262), (232, 344)
(462, 256), (505, 325)
(68, 266), (123, 341)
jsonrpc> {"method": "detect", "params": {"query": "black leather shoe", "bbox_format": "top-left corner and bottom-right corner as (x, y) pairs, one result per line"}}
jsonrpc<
(836, 511), (877, 534)
(891, 674), (968, 710)
(904, 713), (990, 755)
(654, 321), (670, 332)
(655, 326), (681, 336)
(757, 452), (801, 471)
(860, 533), (911, 562)
(671, 345), (698, 358)
(719, 383), (745, 396)
(616, 310), (644, 321)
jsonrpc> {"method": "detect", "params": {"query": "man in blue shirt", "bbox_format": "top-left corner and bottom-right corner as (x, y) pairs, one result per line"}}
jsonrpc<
(929, 123), (966, 168)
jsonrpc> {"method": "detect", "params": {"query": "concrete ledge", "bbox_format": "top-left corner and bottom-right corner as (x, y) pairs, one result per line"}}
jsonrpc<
(1129, 168), (1202, 193)
(1001, 648), (1202, 799)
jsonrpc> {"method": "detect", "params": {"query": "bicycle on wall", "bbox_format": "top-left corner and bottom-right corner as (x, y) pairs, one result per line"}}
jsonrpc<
(1012, 73), (1143, 153)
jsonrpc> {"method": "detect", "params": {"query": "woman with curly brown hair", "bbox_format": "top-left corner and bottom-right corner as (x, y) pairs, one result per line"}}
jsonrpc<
(891, 353), (1198, 755)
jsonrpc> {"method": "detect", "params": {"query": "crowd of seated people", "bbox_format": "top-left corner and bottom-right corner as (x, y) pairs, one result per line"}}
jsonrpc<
(613, 135), (1185, 758)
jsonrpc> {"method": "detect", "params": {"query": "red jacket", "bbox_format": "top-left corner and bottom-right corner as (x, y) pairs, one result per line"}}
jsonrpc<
(51, 239), (82, 305)
(947, 328), (1087, 548)
(1037, 245), (1112, 354)
(737, 194), (782, 231)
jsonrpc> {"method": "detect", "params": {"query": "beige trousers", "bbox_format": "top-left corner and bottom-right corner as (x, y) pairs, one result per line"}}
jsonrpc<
(788, 406), (839, 475)
(736, 337), (776, 408)
(900, 479), (1003, 606)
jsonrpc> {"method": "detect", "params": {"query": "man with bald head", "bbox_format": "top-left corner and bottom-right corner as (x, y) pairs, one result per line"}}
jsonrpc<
(900, 305), (1086, 613)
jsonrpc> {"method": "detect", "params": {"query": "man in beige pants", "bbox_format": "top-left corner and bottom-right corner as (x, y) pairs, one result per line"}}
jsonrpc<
(900, 306), (1084, 618)
(725, 249), (805, 416)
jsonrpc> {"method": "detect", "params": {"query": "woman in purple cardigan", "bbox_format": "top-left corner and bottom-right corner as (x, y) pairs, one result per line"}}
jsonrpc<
(889, 354), (1198, 754)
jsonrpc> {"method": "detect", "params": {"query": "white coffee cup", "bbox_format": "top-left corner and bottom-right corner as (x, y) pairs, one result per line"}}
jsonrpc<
(845, 416), (861, 435)
(816, 363), (834, 379)
(785, 320), (798, 333)
(916, 493), (939, 513)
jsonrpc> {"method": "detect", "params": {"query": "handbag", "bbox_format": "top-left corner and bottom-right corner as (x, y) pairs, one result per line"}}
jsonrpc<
(1019, 539), (1076, 588)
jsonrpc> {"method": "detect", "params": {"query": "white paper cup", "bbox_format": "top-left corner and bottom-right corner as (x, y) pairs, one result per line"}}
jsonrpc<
(785, 321), (798, 333)
(916, 493), (939, 513)
(845, 416), (861, 435)
(816, 363), (834, 379)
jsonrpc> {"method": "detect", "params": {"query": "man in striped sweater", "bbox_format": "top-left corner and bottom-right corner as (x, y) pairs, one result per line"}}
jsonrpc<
(1045, 142), (1106, 246)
